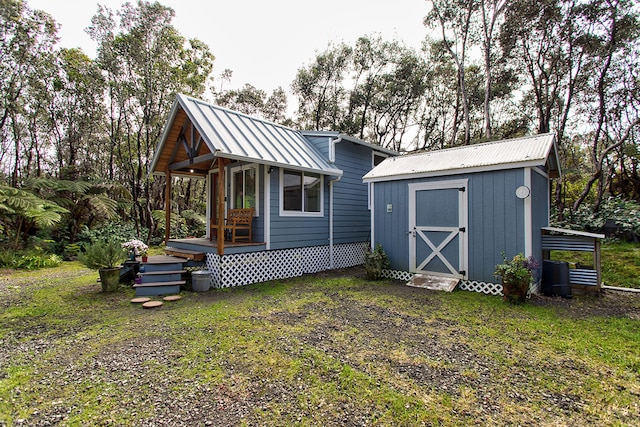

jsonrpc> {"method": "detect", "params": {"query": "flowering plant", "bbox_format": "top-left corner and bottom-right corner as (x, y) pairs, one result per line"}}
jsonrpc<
(494, 252), (539, 284)
(121, 239), (148, 256)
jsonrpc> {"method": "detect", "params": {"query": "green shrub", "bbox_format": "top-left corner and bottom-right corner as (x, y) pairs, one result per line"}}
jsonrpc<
(78, 240), (127, 270)
(364, 244), (390, 280)
(78, 222), (149, 246)
(0, 250), (61, 270)
(553, 196), (640, 240)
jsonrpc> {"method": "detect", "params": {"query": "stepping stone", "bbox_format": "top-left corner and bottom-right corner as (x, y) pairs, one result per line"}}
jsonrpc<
(130, 297), (151, 303)
(163, 295), (182, 302)
(142, 300), (163, 309)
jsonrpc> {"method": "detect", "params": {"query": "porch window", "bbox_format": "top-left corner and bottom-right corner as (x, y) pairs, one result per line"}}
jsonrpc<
(281, 169), (323, 216)
(231, 165), (258, 215)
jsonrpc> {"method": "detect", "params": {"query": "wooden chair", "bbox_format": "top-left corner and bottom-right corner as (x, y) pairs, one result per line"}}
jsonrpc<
(223, 208), (254, 243)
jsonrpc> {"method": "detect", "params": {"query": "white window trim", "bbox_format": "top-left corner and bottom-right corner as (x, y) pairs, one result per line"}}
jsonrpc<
(279, 168), (324, 217)
(229, 163), (259, 216)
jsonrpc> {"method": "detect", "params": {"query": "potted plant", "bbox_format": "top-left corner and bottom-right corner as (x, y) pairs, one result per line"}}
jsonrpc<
(122, 239), (149, 262)
(79, 239), (127, 292)
(364, 243), (390, 280)
(494, 252), (539, 304)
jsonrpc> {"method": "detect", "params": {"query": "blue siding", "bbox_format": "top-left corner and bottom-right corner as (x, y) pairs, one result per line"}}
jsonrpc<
(332, 141), (375, 244)
(372, 180), (410, 271)
(268, 167), (330, 249)
(373, 168), (542, 283)
(531, 168), (549, 263)
(467, 169), (525, 282)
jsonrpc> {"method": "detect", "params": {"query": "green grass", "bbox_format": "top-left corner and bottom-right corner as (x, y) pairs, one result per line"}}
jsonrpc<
(551, 240), (640, 288)
(0, 263), (638, 426)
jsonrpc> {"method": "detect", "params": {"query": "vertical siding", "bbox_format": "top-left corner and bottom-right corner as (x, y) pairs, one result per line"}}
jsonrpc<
(467, 169), (525, 283)
(332, 141), (375, 244)
(531, 169), (550, 262)
(374, 169), (531, 283)
(373, 180), (410, 271)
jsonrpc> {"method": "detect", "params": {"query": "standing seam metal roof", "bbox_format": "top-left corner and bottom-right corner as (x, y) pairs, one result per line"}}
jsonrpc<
(170, 94), (342, 176)
(363, 133), (558, 182)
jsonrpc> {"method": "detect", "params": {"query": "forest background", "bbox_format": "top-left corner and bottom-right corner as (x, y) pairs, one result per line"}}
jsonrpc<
(1, 0), (639, 255)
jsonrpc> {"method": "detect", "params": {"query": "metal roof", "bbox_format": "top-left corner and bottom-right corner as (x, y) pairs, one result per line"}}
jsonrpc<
(151, 94), (342, 177)
(363, 133), (559, 182)
(300, 131), (399, 156)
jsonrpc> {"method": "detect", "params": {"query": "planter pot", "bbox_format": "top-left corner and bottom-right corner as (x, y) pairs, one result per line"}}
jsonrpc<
(99, 267), (121, 292)
(502, 280), (529, 304)
(141, 256), (148, 262)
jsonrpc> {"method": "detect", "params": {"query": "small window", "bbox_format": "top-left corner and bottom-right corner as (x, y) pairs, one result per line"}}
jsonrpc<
(281, 169), (323, 216)
(231, 165), (258, 215)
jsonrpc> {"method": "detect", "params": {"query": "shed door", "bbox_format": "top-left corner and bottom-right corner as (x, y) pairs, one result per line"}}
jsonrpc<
(409, 180), (468, 279)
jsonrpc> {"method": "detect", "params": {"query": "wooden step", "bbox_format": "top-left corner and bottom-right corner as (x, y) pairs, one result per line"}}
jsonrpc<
(133, 280), (186, 297)
(133, 280), (186, 288)
(140, 270), (187, 276)
(164, 247), (205, 261)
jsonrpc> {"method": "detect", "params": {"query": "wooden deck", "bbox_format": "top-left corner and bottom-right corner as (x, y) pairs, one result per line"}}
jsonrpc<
(166, 237), (267, 256)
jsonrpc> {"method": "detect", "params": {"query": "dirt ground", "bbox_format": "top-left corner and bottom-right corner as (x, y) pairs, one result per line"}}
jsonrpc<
(1, 266), (639, 426)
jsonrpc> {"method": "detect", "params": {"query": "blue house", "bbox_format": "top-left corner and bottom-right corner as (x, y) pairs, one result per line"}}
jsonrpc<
(362, 133), (560, 294)
(150, 94), (395, 288)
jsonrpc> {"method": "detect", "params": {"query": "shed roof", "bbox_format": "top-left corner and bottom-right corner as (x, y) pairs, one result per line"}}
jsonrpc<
(151, 94), (342, 177)
(363, 133), (559, 182)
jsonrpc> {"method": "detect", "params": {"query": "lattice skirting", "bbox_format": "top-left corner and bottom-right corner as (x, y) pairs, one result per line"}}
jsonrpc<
(204, 242), (368, 288)
(458, 280), (503, 295)
(382, 270), (542, 297)
(381, 269), (414, 282)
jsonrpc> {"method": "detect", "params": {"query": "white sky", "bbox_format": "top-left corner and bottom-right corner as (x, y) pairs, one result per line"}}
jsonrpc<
(28, 0), (431, 95)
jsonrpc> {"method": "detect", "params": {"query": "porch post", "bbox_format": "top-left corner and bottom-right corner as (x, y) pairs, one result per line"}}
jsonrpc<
(164, 167), (171, 244)
(217, 157), (225, 255)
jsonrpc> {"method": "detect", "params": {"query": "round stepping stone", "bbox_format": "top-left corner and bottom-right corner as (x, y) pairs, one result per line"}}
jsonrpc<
(163, 295), (182, 302)
(130, 297), (151, 303)
(142, 300), (163, 309)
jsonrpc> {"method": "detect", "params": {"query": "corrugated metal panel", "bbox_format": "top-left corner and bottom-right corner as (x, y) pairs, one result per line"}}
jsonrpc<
(178, 94), (342, 176)
(364, 133), (556, 182)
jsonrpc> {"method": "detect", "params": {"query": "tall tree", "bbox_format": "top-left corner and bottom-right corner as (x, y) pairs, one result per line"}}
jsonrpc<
(425, 0), (478, 145)
(0, 0), (58, 185)
(87, 0), (214, 236)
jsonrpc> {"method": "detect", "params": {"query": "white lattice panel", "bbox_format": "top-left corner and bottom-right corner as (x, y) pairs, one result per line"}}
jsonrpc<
(459, 280), (503, 295)
(333, 242), (368, 269)
(300, 246), (330, 273)
(204, 242), (369, 288)
(382, 269), (414, 281)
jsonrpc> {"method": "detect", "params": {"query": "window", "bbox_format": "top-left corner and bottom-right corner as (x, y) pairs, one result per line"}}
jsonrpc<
(231, 165), (258, 215)
(281, 169), (323, 216)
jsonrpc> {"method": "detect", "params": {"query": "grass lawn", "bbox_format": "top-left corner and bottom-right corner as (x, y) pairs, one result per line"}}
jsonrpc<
(0, 262), (639, 426)
(551, 240), (640, 289)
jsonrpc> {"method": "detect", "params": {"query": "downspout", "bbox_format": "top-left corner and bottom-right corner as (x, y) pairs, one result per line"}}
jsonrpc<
(328, 135), (343, 269)
(329, 175), (342, 269)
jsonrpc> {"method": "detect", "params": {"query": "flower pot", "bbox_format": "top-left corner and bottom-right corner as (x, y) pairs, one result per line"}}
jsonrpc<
(502, 280), (529, 304)
(141, 256), (148, 262)
(99, 267), (121, 292)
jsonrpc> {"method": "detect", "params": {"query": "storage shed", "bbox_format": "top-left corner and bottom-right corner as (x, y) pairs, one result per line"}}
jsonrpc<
(363, 133), (560, 294)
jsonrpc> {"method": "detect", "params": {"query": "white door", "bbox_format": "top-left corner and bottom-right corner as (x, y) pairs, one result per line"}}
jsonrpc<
(409, 180), (468, 279)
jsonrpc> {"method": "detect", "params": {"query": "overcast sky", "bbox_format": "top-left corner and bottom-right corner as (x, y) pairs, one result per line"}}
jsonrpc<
(28, 0), (431, 95)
